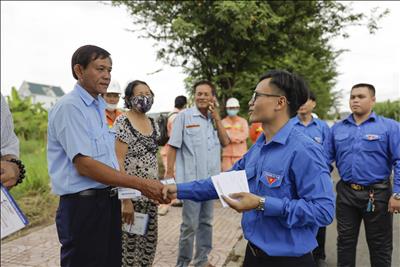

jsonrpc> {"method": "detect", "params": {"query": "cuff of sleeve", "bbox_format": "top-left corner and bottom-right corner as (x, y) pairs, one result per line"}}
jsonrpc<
(264, 196), (284, 216)
(177, 183), (191, 199)
(393, 184), (400, 194)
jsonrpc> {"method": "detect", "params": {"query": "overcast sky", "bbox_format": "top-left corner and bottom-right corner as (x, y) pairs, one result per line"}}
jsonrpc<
(1, 1), (399, 113)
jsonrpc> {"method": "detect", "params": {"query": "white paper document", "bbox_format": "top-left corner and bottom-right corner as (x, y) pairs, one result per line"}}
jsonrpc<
(122, 212), (150, 236)
(1, 185), (29, 239)
(118, 187), (141, 199)
(211, 170), (249, 208)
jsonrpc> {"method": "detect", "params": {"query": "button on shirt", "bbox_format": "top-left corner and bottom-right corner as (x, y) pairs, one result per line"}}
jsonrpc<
(1, 93), (19, 157)
(177, 121), (335, 256)
(168, 107), (221, 183)
(47, 84), (119, 195)
(328, 112), (400, 193)
(291, 116), (331, 157)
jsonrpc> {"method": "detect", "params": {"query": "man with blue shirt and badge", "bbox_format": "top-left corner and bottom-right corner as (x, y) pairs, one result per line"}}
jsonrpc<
(164, 70), (335, 267)
(165, 80), (230, 267)
(47, 45), (170, 267)
(328, 83), (400, 267)
(291, 90), (331, 267)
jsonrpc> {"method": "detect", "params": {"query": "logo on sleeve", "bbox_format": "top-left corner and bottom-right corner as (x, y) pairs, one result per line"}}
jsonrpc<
(267, 176), (277, 185)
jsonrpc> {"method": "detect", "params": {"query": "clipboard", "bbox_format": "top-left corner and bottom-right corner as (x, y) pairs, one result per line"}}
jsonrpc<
(1, 185), (29, 239)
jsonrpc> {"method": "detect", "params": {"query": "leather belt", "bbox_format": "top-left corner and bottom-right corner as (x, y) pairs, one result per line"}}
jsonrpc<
(61, 187), (117, 199)
(344, 180), (389, 191)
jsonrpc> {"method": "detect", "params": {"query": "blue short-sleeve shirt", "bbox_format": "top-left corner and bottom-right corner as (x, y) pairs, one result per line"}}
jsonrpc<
(168, 106), (221, 182)
(47, 84), (119, 195)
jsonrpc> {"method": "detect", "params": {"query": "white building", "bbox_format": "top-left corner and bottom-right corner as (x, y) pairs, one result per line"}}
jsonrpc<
(18, 81), (65, 110)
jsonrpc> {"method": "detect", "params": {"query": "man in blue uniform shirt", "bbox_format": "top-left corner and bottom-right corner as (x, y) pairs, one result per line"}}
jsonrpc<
(291, 90), (331, 267)
(164, 70), (335, 267)
(47, 45), (169, 267)
(328, 83), (400, 267)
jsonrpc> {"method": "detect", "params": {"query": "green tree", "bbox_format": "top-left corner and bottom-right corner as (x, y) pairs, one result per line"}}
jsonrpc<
(374, 99), (400, 121)
(6, 87), (48, 140)
(112, 0), (387, 118)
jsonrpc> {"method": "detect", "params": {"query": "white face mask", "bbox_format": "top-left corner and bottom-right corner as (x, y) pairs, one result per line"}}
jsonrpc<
(106, 103), (118, 111)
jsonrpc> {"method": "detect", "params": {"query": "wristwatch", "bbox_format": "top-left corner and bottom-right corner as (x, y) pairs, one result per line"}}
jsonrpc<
(393, 193), (400, 200)
(256, 197), (265, 211)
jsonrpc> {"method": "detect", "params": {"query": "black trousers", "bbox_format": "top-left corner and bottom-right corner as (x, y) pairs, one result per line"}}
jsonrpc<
(243, 242), (316, 267)
(313, 227), (326, 260)
(56, 189), (122, 267)
(336, 180), (393, 267)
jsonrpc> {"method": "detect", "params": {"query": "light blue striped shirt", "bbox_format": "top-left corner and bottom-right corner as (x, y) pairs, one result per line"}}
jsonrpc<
(47, 84), (119, 195)
(168, 106), (221, 183)
(1, 93), (19, 157)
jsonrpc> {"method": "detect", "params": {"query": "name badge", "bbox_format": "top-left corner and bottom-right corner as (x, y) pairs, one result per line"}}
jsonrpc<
(365, 134), (379, 141)
(161, 178), (176, 185)
(186, 124), (200, 128)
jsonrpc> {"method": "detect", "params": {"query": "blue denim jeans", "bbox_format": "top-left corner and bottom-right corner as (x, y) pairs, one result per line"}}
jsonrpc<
(176, 200), (214, 267)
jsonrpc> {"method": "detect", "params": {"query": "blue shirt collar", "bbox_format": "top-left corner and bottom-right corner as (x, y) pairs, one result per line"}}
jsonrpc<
(75, 83), (106, 109)
(255, 120), (294, 146)
(293, 115), (317, 126)
(343, 111), (377, 125)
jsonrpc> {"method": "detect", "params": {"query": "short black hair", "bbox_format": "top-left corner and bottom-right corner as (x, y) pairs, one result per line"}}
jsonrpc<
(193, 80), (216, 96)
(309, 91), (316, 101)
(175, 95), (187, 109)
(123, 80), (154, 109)
(259, 70), (309, 117)
(71, 45), (111, 80)
(351, 83), (375, 96)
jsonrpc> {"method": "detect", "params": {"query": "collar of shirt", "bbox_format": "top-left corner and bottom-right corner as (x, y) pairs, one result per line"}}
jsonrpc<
(193, 106), (210, 121)
(293, 115), (317, 127)
(255, 120), (294, 147)
(75, 83), (106, 109)
(343, 111), (377, 125)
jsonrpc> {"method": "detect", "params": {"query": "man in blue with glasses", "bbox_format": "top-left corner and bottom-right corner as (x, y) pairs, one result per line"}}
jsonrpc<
(163, 70), (335, 267)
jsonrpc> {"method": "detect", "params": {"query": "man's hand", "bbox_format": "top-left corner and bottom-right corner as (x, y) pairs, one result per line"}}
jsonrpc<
(0, 160), (20, 189)
(208, 101), (221, 121)
(139, 179), (171, 204)
(388, 196), (400, 214)
(222, 192), (261, 213)
(162, 184), (178, 201)
(121, 199), (134, 225)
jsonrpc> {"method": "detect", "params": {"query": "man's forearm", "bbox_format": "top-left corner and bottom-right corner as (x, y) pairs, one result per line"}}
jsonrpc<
(166, 146), (177, 176)
(74, 155), (146, 190)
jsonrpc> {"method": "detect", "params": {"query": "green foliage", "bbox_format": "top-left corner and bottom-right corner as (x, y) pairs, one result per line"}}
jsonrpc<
(374, 99), (400, 121)
(112, 0), (387, 118)
(6, 87), (48, 141)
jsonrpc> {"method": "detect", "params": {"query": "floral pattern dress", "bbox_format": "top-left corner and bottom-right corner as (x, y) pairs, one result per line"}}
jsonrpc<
(114, 114), (160, 267)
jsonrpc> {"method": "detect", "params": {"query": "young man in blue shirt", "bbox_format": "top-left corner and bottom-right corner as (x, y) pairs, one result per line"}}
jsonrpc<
(47, 45), (169, 267)
(291, 91), (331, 267)
(164, 70), (335, 267)
(328, 83), (400, 267)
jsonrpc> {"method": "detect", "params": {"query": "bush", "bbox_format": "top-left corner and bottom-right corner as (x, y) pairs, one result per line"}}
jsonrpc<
(374, 99), (400, 121)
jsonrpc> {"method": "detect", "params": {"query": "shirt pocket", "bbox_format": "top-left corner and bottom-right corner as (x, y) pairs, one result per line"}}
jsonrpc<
(257, 170), (287, 198)
(89, 130), (110, 160)
(185, 126), (202, 146)
(361, 133), (386, 152)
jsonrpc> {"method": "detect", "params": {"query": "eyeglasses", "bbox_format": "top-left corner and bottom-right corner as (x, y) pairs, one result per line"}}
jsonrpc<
(250, 91), (284, 103)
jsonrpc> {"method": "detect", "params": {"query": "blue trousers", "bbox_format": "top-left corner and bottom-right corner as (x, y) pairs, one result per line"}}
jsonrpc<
(56, 190), (121, 267)
(176, 200), (214, 267)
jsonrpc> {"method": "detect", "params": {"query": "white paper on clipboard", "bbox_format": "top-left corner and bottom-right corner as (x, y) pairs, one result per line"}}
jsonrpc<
(1, 185), (29, 239)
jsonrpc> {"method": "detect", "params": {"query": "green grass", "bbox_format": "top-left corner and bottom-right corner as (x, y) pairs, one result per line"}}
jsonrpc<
(4, 138), (58, 242)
